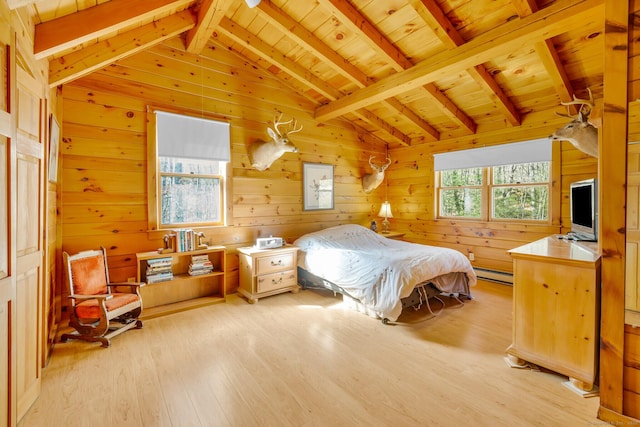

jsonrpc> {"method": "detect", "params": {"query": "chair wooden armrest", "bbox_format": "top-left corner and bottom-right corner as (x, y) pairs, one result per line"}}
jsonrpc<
(107, 282), (145, 288)
(61, 246), (144, 347)
(68, 294), (113, 301)
(107, 282), (145, 296)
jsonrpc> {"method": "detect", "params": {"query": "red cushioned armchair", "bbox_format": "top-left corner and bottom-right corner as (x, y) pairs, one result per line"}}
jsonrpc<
(60, 247), (144, 347)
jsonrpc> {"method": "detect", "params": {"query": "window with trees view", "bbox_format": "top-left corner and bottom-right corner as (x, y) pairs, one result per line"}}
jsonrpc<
(147, 108), (230, 230)
(159, 157), (224, 226)
(437, 161), (550, 221)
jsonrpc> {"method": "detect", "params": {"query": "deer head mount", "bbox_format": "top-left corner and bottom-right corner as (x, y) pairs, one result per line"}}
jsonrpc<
(549, 89), (599, 158)
(248, 114), (302, 171)
(362, 155), (391, 193)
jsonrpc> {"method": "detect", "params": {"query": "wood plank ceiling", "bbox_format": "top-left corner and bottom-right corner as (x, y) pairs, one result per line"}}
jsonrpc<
(12, 0), (605, 149)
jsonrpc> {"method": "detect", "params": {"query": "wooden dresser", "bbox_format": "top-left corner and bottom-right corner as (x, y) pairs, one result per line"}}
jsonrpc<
(507, 236), (601, 393)
(237, 245), (300, 303)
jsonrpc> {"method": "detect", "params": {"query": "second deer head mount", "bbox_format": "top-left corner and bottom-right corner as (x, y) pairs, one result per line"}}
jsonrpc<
(248, 113), (302, 171)
(549, 89), (599, 158)
(362, 155), (391, 193)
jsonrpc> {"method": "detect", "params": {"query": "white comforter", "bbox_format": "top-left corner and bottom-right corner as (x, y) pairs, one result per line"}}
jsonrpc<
(294, 224), (477, 321)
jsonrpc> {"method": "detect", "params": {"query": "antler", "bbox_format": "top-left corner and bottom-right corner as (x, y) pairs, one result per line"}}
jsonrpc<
(368, 155), (391, 171)
(286, 117), (303, 135)
(555, 106), (577, 119)
(272, 113), (302, 137)
(560, 88), (593, 117)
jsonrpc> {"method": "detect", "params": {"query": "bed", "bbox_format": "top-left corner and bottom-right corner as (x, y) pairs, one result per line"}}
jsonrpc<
(293, 224), (477, 323)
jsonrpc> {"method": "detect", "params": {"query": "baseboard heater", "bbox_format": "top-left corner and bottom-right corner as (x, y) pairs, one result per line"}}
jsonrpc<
(474, 267), (513, 285)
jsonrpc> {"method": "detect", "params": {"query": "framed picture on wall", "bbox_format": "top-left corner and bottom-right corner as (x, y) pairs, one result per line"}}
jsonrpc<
(48, 114), (60, 183)
(303, 162), (334, 210)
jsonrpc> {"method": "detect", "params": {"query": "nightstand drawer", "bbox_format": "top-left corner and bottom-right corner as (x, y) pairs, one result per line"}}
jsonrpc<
(256, 252), (294, 274)
(237, 245), (300, 303)
(257, 270), (297, 293)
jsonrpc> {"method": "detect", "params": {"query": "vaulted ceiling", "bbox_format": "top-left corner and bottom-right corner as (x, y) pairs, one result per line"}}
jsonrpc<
(10, 0), (605, 149)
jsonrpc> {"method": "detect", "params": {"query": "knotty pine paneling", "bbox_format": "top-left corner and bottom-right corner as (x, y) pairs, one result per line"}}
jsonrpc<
(629, 0), (640, 321)
(61, 38), (385, 292)
(389, 119), (596, 274)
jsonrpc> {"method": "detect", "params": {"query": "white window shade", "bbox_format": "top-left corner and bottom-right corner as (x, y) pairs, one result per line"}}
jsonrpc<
(156, 111), (230, 161)
(433, 139), (551, 171)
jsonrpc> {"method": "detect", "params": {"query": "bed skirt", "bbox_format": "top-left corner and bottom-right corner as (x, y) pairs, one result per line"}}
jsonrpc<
(297, 266), (460, 321)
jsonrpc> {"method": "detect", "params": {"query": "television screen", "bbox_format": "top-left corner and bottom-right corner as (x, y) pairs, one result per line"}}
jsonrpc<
(570, 178), (597, 241)
(571, 185), (593, 227)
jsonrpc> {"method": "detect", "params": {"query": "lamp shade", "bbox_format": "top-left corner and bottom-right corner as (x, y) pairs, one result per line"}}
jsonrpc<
(378, 201), (393, 218)
(245, 0), (261, 7)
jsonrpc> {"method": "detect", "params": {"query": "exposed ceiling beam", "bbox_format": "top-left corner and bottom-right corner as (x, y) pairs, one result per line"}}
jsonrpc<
(6, 0), (35, 9)
(218, 17), (342, 101)
(408, 0), (465, 46)
(380, 98), (439, 141)
(513, 0), (577, 109)
(535, 39), (576, 108)
(49, 10), (196, 88)
(218, 17), (410, 146)
(324, 0), (472, 135)
(324, 0), (411, 72)
(511, 0), (542, 17)
(409, 0), (520, 126)
(315, 0), (603, 122)
(34, 0), (192, 59)
(185, 0), (234, 53)
(256, 0), (371, 90)
(253, 1), (414, 145)
(355, 109), (412, 146)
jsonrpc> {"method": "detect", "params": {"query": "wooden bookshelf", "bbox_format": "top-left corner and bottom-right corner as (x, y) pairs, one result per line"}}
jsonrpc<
(136, 246), (226, 319)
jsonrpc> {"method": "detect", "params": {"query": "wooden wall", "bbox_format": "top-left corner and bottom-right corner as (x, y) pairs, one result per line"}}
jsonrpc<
(623, 0), (640, 419)
(387, 127), (596, 274)
(60, 37), (385, 294)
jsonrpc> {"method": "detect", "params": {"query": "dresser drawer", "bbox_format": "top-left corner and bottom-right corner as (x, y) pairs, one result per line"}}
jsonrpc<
(255, 252), (294, 274)
(257, 270), (297, 293)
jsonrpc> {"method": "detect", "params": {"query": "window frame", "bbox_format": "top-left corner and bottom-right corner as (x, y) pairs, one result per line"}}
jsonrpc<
(437, 167), (487, 220)
(146, 106), (232, 232)
(435, 144), (560, 224)
(159, 160), (225, 228)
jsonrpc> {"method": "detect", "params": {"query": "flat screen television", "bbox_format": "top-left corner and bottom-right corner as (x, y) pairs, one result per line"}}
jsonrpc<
(570, 178), (598, 241)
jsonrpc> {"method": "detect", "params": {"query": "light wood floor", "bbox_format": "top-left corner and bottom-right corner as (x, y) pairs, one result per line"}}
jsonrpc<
(19, 280), (601, 427)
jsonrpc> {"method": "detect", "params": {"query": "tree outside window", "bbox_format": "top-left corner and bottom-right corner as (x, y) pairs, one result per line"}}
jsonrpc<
(160, 157), (224, 226)
(437, 161), (550, 222)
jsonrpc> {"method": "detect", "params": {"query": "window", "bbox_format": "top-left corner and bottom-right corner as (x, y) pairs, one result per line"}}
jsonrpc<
(147, 108), (230, 230)
(439, 168), (483, 218)
(159, 157), (224, 226)
(491, 162), (549, 220)
(434, 140), (552, 222)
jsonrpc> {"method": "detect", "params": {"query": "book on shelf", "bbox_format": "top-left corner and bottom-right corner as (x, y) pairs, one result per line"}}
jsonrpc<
(172, 228), (201, 252)
(145, 256), (174, 283)
(146, 257), (172, 266)
(189, 254), (214, 276)
(191, 254), (210, 263)
(188, 268), (213, 276)
(146, 264), (172, 275)
(145, 271), (174, 284)
(188, 264), (213, 275)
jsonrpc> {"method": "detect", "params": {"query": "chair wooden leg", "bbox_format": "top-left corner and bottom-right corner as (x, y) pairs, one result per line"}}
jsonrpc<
(60, 331), (111, 347)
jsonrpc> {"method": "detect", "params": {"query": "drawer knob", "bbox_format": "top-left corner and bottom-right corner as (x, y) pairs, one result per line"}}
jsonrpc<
(272, 277), (283, 285)
(271, 259), (283, 266)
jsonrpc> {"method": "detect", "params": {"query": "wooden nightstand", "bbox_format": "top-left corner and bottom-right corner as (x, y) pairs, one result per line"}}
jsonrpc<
(378, 231), (405, 240)
(237, 245), (300, 303)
